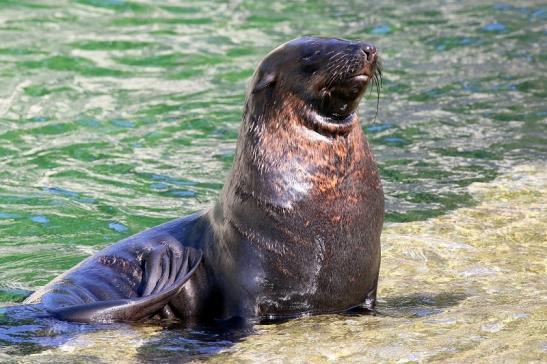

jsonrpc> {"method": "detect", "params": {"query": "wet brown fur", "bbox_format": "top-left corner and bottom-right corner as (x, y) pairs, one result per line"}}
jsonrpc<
(25, 37), (384, 323)
(212, 37), (384, 318)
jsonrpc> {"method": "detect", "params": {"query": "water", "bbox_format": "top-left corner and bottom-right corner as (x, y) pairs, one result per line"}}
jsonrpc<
(0, 0), (545, 362)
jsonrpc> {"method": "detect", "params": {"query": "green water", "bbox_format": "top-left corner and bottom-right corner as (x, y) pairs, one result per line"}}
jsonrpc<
(0, 0), (545, 362)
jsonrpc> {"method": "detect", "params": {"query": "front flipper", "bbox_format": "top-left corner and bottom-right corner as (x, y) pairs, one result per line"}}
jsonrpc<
(48, 242), (203, 323)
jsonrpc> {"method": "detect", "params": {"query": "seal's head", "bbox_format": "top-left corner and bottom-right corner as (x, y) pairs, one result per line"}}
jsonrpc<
(246, 36), (381, 135)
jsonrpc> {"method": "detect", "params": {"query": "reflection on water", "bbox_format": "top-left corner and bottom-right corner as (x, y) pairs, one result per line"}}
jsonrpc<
(0, 0), (545, 362)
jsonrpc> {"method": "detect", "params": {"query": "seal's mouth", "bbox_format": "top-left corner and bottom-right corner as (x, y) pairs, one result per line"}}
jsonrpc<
(345, 54), (380, 91)
(317, 54), (382, 128)
(347, 64), (375, 83)
(317, 67), (379, 120)
(351, 74), (370, 82)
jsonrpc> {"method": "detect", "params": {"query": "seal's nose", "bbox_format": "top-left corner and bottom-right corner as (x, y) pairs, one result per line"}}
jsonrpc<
(360, 43), (377, 62)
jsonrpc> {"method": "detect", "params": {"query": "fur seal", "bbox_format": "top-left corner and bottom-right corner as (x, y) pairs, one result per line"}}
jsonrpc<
(24, 36), (384, 323)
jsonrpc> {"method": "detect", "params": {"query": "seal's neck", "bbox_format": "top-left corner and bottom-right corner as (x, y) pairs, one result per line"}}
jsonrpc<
(222, 94), (376, 211)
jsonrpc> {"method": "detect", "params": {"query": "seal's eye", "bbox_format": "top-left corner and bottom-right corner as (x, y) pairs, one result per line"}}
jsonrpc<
(301, 51), (321, 74)
(302, 49), (320, 60)
(301, 62), (319, 74)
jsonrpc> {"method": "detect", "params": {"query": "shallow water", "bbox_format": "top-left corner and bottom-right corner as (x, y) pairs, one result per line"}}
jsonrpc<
(0, 0), (545, 362)
(2, 164), (545, 363)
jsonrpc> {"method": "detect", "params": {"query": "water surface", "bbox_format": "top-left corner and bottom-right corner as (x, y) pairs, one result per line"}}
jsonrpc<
(0, 0), (545, 362)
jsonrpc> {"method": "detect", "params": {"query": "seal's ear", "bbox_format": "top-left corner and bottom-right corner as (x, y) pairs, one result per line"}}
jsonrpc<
(252, 72), (276, 94)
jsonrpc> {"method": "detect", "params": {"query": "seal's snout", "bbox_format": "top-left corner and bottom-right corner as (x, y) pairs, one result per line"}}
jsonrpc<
(359, 43), (377, 63)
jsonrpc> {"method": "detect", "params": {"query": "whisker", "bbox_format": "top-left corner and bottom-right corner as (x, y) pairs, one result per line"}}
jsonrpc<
(371, 57), (383, 123)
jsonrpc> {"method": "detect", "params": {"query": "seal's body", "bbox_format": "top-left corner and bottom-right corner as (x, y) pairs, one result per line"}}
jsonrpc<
(25, 37), (384, 323)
